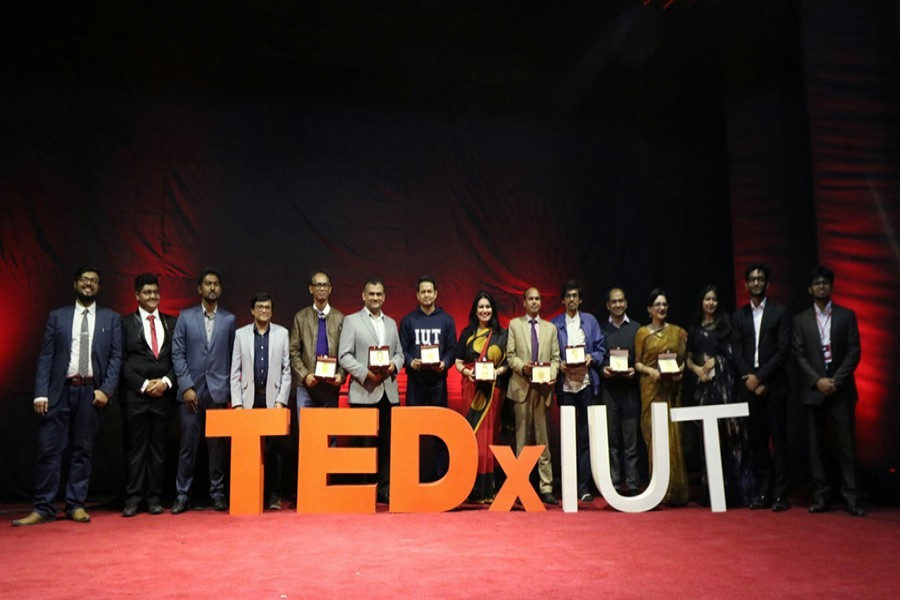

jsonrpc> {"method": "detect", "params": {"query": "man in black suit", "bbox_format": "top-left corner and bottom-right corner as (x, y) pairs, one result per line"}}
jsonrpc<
(119, 273), (177, 517)
(792, 266), (865, 517)
(731, 263), (792, 512)
(13, 267), (122, 526)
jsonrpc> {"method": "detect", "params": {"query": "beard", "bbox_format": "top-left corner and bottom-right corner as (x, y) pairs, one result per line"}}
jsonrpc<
(76, 291), (96, 305)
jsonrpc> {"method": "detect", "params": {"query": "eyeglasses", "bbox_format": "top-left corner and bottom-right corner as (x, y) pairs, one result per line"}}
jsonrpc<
(311, 282), (331, 288)
(78, 276), (99, 284)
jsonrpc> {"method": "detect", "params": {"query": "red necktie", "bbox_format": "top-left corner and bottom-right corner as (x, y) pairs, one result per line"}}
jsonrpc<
(148, 314), (159, 358)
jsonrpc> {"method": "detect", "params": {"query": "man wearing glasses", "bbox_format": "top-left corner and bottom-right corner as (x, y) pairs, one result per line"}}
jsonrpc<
(290, 271), (345, 417)
(793, 267), (865, 517)
(231, 293), (292, 510)
(13, 268), (122, 526)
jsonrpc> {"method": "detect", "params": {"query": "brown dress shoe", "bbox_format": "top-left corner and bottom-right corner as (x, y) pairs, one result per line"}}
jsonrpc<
(12, 511), (51, 526)
(69, 507), (91, 523)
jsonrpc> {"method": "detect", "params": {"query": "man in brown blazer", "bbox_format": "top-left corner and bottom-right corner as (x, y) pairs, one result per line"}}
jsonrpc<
(290, 270), (345, 416)
(506, 287), (561, 504)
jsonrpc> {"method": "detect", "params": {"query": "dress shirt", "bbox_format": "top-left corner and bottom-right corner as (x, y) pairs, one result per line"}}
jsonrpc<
(204, 306), (217, 342)
(366, 308), (386, 346)
(815, 301), (833, 366)
(66, 302), (96, 378)
(563, 312), (589, 393)
(254, 326), (270, 387)
(138, 306), (173, 392)
(751, 297), (767, 369)
(608, 314), (632, 328)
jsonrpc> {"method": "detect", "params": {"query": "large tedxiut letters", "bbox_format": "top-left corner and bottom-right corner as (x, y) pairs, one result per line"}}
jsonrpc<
(208, 403), (746, 515)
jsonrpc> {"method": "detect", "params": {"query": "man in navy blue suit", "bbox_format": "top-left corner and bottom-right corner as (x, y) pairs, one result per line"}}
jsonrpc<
(171, 268), (236, 514)
(13, 267), (122, 526)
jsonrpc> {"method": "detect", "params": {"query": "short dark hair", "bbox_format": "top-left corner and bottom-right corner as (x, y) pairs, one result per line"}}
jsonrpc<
(250, 292), (272, 309)
(74, 267), (101, 281)
(807, 266), (835, 286)
(364, 277), (384, 290)
(606, 287), (626, 302)
(417, 275), (436, 291)
(197, 268), (222, 286)
(744, 263), (770, 282)
(560, 279), (582, 299)
(310, 270), (331, 285)
(646, 288), (667, 307)
(134, 272), (159, 292)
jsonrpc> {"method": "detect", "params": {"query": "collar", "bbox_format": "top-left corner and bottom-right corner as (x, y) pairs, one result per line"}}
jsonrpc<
(608, 314), (631, 326)
(314, 303), (331, 316)
(138, 307), (160, 320)
(814, 301), (833, 317)
(525, 314), (542, 323)
(75, 302), (96, 316)
(750, 297), (767, 311)
(365, 307), (383, 320)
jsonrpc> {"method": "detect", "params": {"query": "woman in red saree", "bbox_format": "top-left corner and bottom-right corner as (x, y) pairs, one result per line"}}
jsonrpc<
(455, 291), (508, 504)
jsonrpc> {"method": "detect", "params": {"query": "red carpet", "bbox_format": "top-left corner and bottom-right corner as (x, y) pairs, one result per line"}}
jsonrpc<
(2, 502), (898, 599)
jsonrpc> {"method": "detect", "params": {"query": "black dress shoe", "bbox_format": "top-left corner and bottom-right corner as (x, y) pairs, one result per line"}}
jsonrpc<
(771, 497), (791, 512)
(212, 497), (228, 512)
(147, 503), (165, 515)
(846, 503), (867, 517)
(749, 494), (769, 510)
(808, 499), (831, 513)
(122, 501), (140, 518)
(540, 492), (559, 505)
(171, 497), (190, 515)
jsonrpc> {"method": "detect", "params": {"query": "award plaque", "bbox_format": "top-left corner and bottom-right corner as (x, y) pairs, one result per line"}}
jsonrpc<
(420, 344), (440, 366)
(474, 360), (495, 381)
(314, 356), (337, 379)
(610, 349), (629, 373)
(369, 345), (390, 369)
(565, 345), (586, 366)
(531, 362), (551, 384)
(657, 352), (679, 375)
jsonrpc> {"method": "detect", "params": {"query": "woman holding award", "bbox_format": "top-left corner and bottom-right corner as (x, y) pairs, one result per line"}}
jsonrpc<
(634, 288), (689, 506)
(455, 291), (508, 504)
(686, 285), (753, 506)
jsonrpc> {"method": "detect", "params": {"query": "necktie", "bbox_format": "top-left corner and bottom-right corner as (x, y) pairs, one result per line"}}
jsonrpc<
(530, 319), (539, 362)
(315, 311), (329, 356)
(79, 308), (90, 376)
(148, 314), (159, 358)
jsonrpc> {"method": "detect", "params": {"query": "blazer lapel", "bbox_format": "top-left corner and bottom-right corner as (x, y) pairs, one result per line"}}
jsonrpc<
(194, 308), (209, 350)
(361, 309), (378, 345)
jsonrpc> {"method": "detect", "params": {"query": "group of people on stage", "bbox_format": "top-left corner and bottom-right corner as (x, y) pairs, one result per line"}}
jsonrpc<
(13, 261), (865, 526)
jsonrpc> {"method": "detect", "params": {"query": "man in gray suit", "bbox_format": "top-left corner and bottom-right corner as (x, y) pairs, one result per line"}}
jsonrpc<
(171, 268), (236, 514)
(338, 278), (404, 503)
(792, 266), (865, 517)
(231, 292), (292, 509)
